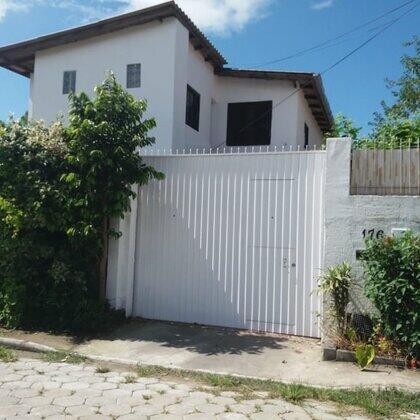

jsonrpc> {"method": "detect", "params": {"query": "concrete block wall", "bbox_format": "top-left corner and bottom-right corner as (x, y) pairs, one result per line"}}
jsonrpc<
(323, 138), (420, 345)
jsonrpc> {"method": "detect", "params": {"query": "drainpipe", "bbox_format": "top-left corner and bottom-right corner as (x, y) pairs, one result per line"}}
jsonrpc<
(125, 185), (139, 317)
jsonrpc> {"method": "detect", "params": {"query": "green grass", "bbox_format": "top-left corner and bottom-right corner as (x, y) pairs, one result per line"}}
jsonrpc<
(123, 374), (137, 384)
(95, 366), (110, 374)
(136, 364), (419, 418)
(41, 350), (86, 364)
(0, 346), (17, 362)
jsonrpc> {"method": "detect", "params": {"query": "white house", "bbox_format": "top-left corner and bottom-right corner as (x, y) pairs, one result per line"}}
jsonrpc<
(0, 1), (333, 151)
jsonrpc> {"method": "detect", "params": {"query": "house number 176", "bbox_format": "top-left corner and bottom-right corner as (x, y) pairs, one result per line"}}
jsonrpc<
(362, 229), (384, 239)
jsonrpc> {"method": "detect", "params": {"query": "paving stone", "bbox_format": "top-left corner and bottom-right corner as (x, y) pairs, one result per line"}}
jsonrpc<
(118, 396), (150, 407)
(42, 388), (73, 398)
(85, 396), (117, 407)
(53, 396), (86, 407)
(30, 405), (64, 417)
(183, 414), (217, 420)
(249, 414), (281, 420)
(102, 388), (132, 398)
(119, 415), (148, 420)
(0, 396), (18, 406)
(65, 404), (97, 416)
(210, 396), (237, 405)
(196, 403), (225, 415)
(217, 414), (248, 420)
(62, 381), (90, 390)
(1, 373), (23, 382)
(150, 415), (183, 420)
(31, 381), (61, 390)
(229, 403), (256, 415)
(13, 415), (42, 420)
(0, 404), (31, 416)
(92, 382), (118, 391)
(281, 411), (312, 420)
(73, 389), (103, 399)
(135, 377), (159, 385)
(98, 403), (132, 416)
(11, 388), (39, 398)
(3, 380), (34, 389)
(132, 404), (165, 416)
(165, 403), (196, 415)
(21, 396), (53, 407)
(79, 416), (113, 420)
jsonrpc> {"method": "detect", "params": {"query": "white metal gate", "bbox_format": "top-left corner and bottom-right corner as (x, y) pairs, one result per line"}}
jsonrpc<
(114, 150), (326, 338)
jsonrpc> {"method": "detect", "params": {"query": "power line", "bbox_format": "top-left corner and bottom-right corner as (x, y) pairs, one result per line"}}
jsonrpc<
(232, 0), (417, 69)
(214, 2), (419, 148)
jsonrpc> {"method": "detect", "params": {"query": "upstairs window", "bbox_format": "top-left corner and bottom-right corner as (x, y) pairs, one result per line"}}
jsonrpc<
(127, 63), (141, 88)
(304, 123), (309, 148)
(185, 85), (200, 131)
(63, 71), (76, 94)
(226, 101), (272, 146)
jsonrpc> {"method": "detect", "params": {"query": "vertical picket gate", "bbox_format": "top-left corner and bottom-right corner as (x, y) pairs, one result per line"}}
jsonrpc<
(122, 150), (326, 338)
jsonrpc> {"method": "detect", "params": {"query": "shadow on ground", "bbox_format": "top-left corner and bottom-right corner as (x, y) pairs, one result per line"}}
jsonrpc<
(98, 319), (286, 356)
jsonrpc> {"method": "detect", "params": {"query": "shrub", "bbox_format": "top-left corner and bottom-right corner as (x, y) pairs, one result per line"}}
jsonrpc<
(361, 232), (420, 358)
(0, 75), (160, 333)
(318, 262), (352, 332)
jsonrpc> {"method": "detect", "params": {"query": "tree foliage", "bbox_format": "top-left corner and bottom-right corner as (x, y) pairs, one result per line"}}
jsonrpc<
(326, 113), (362, 140)
(0, 74), (162, 332)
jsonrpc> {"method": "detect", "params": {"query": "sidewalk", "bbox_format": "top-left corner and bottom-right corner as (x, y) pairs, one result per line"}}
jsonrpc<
(1, 319), (418, 391)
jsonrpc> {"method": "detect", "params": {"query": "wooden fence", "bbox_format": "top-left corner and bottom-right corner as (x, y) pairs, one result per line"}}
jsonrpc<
(350, 147), (420, 195)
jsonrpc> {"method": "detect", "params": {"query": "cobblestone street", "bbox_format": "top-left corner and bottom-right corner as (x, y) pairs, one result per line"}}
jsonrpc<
(0, 357), (380, 419)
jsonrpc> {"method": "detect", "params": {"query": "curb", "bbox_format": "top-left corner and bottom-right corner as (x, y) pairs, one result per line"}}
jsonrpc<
(1, 336), (417, 392)
(0, 337), (57, 354)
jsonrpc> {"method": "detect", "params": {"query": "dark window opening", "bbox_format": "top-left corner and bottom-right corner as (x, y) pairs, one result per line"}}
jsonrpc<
(186, 85), (200, 131)
(304, 123), (309, 149)
(226, 101), (272, 146)
(127, 63), (141, 88)
(63, 71), (76, 94)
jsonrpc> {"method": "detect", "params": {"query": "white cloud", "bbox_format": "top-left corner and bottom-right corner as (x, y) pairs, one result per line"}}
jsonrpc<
(0, 0), (29, 21)
(119, 0), (273, 34)
(0, 0), (274, 35)
(311, 0), (334, 10)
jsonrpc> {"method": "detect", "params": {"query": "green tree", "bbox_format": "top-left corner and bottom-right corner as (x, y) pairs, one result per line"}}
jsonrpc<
(325, 113), (362, 140)
(0, 74), (162, 331)
(364, 36), (419, 148)
(64, 73), (164, 300)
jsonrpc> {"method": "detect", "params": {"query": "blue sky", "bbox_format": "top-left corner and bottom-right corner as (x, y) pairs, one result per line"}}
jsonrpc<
(0, 0), (419, 134)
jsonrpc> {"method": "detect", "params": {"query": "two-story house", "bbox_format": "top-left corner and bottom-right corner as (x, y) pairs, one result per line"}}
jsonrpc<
(0, 1), (333, 151)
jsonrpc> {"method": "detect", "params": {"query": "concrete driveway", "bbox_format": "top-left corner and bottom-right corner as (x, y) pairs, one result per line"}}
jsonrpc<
(2, 319), (418, 390)
(72, 320), (418, 390)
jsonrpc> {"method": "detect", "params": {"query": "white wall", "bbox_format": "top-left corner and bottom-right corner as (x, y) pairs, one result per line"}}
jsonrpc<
(324, 139), (420, 320)
(296, 88), (324, 148)
(31, 18), (182, 150)
(29, 18), (326, 151)
(184, 43), (215, 149)
(210, 77), (299, 148)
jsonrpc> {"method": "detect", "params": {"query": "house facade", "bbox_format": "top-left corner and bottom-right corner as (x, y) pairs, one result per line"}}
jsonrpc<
(0, 1), (333, 150)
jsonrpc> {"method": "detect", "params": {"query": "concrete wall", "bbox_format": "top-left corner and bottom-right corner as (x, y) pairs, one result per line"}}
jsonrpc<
(324, 139), (420, 320)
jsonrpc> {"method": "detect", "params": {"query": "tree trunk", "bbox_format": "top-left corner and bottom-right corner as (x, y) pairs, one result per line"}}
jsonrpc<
(99, 215), (109, 302)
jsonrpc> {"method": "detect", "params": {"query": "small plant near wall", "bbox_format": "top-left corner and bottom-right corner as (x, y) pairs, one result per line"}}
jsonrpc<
(318, 262), (352, 333)
(355, 344), (375, 371)
(361, 231), (420, 361)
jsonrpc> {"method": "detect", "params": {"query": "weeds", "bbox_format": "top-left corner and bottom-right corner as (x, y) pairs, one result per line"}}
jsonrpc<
(135, 363), (420, 418)
(41, 351), (86, 364)
(95, 366), (110, 374)
(0, 346), (17, 363)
